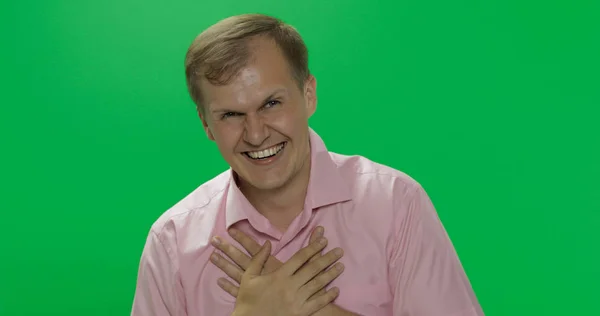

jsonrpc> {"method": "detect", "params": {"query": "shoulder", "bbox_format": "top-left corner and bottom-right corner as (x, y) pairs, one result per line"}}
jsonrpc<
(327, 152), (430, 232)
(329, 152), (423, 196)
(148, 170), (230, 243)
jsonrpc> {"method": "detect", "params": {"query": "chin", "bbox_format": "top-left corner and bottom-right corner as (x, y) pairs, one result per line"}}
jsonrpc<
(245, 174), (290, 191)
(233, 164), (294, 191)
(232, 152), (295, 191)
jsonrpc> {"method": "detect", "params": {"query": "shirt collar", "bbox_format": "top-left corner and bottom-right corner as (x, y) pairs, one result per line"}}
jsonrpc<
(225, 128), (352, 229)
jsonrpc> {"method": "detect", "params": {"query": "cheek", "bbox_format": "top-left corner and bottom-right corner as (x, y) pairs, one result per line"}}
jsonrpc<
(266, 106), (305, 131)
(267, 113), (290, 129)
(212, 123), (243, 153)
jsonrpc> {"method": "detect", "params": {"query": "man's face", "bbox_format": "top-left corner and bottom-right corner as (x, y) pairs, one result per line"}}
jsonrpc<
(198, 37), (317, 191)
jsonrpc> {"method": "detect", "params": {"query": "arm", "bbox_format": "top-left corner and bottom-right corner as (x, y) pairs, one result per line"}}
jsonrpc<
(211, 228), (360, 316)
(389, 186), (484, 316)
(131, 230), (187, 316)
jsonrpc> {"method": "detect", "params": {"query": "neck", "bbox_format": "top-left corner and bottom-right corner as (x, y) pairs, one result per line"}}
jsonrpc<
(238, 154), (312, 232)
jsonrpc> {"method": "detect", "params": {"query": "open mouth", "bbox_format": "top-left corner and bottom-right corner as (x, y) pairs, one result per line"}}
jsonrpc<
(244, 142), (286, 160)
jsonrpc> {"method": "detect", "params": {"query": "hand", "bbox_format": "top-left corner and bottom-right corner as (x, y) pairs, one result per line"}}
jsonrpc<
(211, 228), (358, 316)
(216, 235), (345, 316)
(210, 226), (329, 297)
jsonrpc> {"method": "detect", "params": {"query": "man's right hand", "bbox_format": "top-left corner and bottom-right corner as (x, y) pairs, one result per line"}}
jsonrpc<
(231, 237), (344, 316)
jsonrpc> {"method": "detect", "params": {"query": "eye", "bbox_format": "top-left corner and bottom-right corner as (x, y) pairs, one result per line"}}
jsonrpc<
(264, 100), (281, 109)
(221, 112), (240, 119)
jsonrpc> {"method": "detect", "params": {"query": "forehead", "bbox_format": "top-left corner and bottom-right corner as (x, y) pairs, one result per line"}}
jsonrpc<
(201, 38), (298, 111)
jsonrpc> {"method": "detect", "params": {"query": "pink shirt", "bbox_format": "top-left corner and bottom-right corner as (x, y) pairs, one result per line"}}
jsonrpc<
(131, 129), (484, 316)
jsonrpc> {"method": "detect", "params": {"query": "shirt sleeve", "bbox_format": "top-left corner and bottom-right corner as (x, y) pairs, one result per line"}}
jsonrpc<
(389, 185), (484, 316)
(131, 230), (187, 316)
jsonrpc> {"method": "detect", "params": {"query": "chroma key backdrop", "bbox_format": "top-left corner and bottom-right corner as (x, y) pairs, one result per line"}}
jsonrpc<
(1, 1), (598, 315)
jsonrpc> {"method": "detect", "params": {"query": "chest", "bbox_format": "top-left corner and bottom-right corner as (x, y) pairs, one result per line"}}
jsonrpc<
(181, 205), (395, 316)
(307, 210), (395, 316)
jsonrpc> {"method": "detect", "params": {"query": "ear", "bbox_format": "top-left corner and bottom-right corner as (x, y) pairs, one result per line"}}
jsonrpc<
(304, 75), (317, 118)
(198, 110), (215, 141)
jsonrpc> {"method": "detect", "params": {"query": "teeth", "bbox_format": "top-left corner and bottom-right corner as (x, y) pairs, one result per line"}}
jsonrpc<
(247, 143), (284, 159)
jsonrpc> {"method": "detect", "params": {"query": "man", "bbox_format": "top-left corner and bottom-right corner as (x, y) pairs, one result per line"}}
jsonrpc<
(131, 13), (484, 316)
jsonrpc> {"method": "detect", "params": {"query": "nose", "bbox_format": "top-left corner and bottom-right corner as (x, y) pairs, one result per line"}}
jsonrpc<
(243, 113), (270, 147)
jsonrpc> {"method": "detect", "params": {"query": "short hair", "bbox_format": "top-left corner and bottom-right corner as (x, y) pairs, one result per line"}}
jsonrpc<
(184, 14), (310, 114)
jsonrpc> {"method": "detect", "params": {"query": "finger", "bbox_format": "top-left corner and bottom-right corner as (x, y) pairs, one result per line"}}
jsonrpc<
(304, 287), (340, 315)
(229, 228), (262, 256)
(210, 251), (244, 284)
(246, 240), (271, 276)
(308, 226), (324, 263)
(211, 236), (252, 271)
(293, 247), (344, 285)
(305, 227), (326, 295)
(309, 226), (324, 243)
(217, 277), (239, 298)
(228, 229), (283, 273)
(279, 237), (328, 276)
(299, 262), (344, 300)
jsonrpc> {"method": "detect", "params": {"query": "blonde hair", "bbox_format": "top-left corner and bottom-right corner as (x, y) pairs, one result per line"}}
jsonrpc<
(184, 14), (310, 114)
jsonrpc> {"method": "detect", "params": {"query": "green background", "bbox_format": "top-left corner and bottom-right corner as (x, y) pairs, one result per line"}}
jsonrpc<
(1, 0), (598, 315)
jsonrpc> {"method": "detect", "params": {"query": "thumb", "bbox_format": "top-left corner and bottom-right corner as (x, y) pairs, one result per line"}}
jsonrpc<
(246, 240), (271, 276)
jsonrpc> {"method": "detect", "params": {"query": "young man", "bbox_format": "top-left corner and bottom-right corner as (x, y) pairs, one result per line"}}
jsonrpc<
(131, 14), (484, 316)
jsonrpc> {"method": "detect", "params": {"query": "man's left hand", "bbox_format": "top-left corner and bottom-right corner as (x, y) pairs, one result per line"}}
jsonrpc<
(210, 227), (359, 316)
(210, 226), (325, 297)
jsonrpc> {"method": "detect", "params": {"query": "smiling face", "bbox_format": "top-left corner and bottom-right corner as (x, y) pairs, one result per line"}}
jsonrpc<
(198, 36), (317, 192)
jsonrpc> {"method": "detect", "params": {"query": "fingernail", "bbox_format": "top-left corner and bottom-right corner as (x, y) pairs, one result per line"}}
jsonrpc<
(335, 263), (344, 271)
(334, 248), (343, 256)
(217, 278), (226, 287)
(211, 253), (219, 263)
(319, 237), (327, 245)
(316, 226), (324, 236)
(212, 236), (221, 246)
(228, 229), (237, 237)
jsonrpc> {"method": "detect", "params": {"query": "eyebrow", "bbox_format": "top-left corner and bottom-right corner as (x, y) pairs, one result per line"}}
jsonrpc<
(211, 88), (287, 114)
